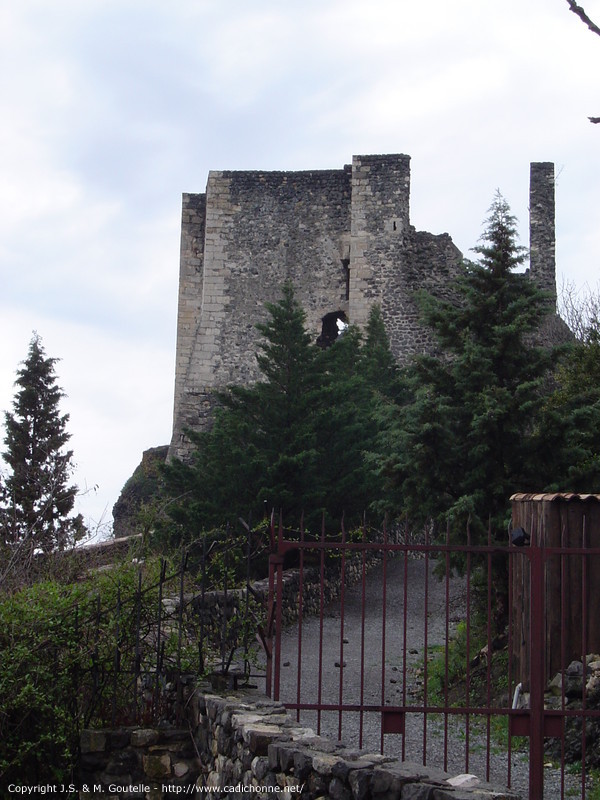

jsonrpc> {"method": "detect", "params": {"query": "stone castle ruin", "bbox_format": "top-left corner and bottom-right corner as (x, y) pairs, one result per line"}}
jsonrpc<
(169, 154), (556, 460)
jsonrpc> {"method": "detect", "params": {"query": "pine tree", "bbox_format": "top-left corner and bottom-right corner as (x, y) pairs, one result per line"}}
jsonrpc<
(1, 334), (84, 554)
(162, 290), (404, 539)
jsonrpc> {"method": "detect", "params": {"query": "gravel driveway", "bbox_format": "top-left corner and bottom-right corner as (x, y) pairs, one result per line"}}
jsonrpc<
(270, 556), (590, 799)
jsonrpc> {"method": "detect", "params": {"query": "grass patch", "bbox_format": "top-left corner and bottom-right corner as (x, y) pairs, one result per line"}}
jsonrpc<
(561, 762), (600, 798)
(421, 618), (529, 754)
(425, 620), (509, 707)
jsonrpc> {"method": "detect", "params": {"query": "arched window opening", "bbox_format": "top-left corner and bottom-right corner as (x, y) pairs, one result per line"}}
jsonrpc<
(316, 311), (348, 349)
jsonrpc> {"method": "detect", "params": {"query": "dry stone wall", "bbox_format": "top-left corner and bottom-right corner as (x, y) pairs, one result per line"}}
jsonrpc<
(79, 689), (520, 799)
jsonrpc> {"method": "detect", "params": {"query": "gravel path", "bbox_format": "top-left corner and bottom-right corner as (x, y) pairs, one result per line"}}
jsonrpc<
(270, 557), (590, 799)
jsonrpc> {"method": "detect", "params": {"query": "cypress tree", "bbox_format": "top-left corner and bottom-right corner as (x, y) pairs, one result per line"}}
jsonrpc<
(361, 304), (399, 400)
(1, 334), (84, 554)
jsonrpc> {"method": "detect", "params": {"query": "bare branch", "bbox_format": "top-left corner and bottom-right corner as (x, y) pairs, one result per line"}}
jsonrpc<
(567, 0), (600, 36)
(565, 2), (600, 121)
(566, 0), (600, 36)
(558, 277), (600, 341)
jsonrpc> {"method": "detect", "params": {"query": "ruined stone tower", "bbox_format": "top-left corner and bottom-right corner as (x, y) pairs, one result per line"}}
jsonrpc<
(169, 154), (556, 460)
(529, 162), (556, 307)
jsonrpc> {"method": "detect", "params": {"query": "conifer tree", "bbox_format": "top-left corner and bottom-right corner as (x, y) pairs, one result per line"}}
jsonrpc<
(541, 309), (600, 491)
(163, 289), (399, 536)
(1, 334), (84, 554)
(360, 305), (399, 400)
(312, 324), (373, 524)
(380, 193), (555, 539)
(164, 282), (320, 531)
(163, 289), (407, 540)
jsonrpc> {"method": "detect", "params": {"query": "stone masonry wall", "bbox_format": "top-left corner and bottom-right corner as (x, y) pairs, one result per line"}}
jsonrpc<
(169, 154), (556, 460)
(171, 167), (352, 450)
(79, 689), (520, 799)
(348, 154), (411, 330)
(529, 162), (556, 308)
(181, 538), (395, 676)
(172, 193), (207, 451)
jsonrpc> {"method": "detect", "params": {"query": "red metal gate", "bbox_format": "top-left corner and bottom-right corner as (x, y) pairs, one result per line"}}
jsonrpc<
(264, 505), (600, 799)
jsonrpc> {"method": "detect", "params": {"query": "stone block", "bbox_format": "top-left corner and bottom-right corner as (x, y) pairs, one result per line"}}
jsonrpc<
(131, 728), (159, 747)
(304, 770), (327, 796)
(217, 725), (232, 756)
(81, 730), (107, 753)
(370, 767), (393, 794)
(243, 723), (287, 755)
(143, 752), (172, 779)
(251, 755), (271, 781)
(349, 767), (374, 800)
(173, 760), (191, 778)
(108, 730), (131, 749)
(292, 748), (313, 780)
(400, 785), (434, 800)
(271, 740), (302, 772)
(106, 749), (137, 774)
(332, 758), (376, 782)
(328, 776), (352, 800)
(313, 752), (344, 776)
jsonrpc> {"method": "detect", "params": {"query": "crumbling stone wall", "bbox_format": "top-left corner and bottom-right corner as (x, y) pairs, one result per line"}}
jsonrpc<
(170, 154), (556, 460)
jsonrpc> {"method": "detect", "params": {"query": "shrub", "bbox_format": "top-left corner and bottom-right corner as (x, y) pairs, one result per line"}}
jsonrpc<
(0, 558), (183, 787)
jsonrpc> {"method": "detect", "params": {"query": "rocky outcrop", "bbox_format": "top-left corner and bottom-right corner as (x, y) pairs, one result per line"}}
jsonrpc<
(112, 446), (168, 537)
(545, 653), (600, 767)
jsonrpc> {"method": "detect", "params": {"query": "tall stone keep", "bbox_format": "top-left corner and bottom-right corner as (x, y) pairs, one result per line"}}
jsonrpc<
(169, 154), (557, 460)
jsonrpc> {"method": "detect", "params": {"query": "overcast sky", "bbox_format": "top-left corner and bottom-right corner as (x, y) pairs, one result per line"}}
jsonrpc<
(1, 0), (599, 538)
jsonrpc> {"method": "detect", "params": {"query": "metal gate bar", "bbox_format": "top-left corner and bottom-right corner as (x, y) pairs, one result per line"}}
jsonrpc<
(265, 516), (600, 799)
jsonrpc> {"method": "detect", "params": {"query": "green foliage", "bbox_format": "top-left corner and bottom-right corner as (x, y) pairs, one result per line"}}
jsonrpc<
(163, 282), (319, 533)
(1, 334), (85, 559)
(360, 304), (400, 400)
(312, 325), (378, 525)
(162, 286), (396, 539)
(140, 209), (599, 560)
(426, 621), (477, 700)
(424, 616), (515, 754)
(0, 558), (188, 788)
(540, 316), (600, 491)
(112, 446), (169, 537)
(565, 764), (600, 799)
(376, 193), (556, 541)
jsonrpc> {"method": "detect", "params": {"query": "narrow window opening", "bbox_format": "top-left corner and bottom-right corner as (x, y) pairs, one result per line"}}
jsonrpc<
(393, 220), (397, 231)
(342, 258), (350, 301)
